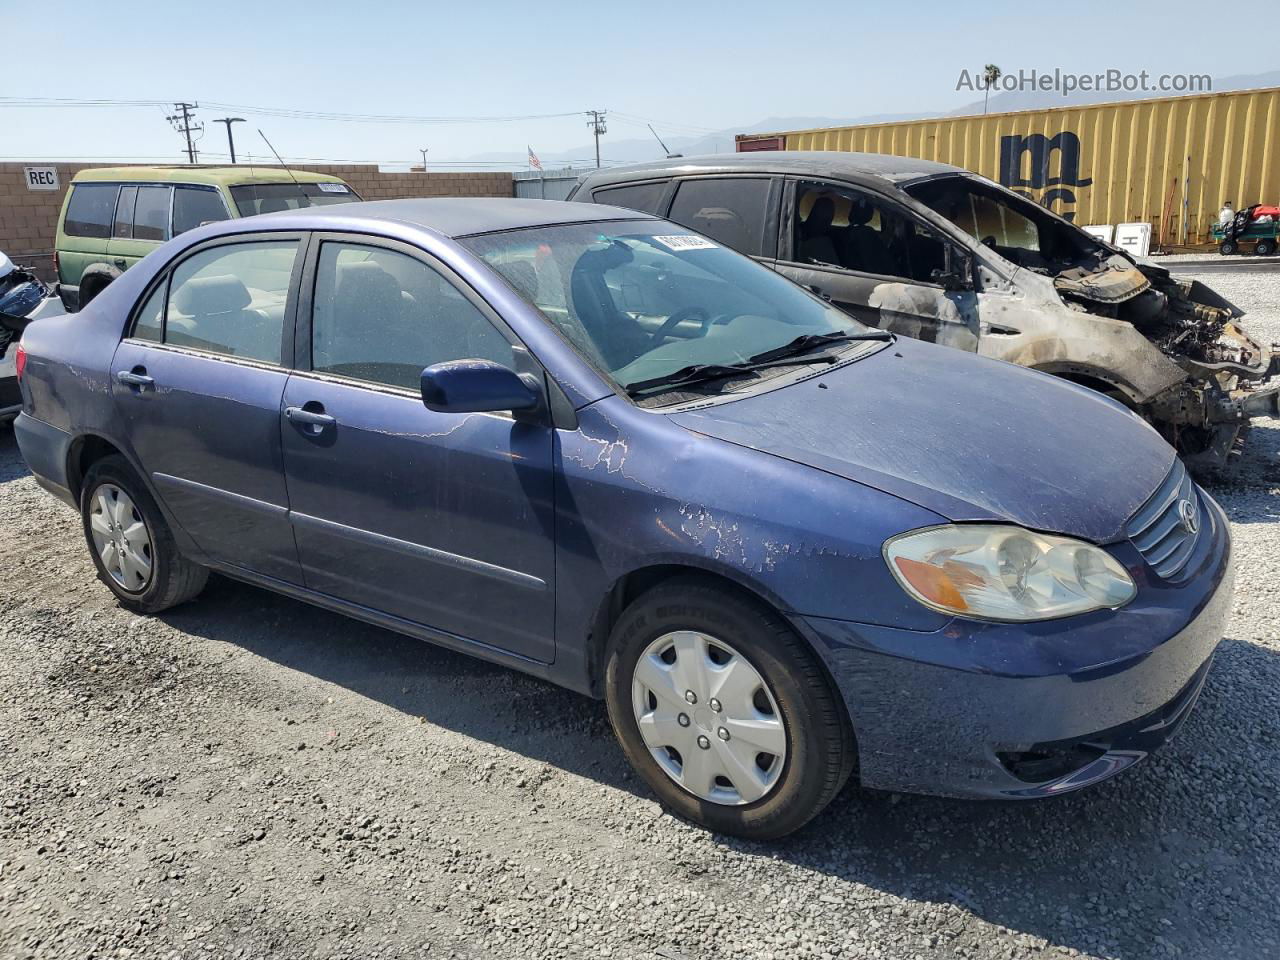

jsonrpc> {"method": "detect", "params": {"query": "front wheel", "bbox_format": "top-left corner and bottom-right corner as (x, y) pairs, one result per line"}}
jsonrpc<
(605, 578), (855, 839)
(1219, 240), (1238, 255)
(80, 455), (208, 612)
(1256, 239), (1276, 256)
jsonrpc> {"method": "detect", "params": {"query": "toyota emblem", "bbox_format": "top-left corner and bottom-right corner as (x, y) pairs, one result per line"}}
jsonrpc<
(1177, 498), (1200, 535)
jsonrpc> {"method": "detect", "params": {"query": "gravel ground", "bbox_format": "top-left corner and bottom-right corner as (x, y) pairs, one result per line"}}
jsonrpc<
(3, 266), (1280, 960)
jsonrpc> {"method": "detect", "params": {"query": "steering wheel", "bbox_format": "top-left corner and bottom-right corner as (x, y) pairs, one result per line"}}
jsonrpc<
(651, 306), (712, 345)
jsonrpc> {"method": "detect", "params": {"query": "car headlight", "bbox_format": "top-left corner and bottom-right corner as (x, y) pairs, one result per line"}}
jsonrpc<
(883, 525), (1136, 622)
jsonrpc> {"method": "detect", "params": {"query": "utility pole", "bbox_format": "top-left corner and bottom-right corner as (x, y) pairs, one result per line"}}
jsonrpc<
(586, 110), (607, 168)
(419, 148), (428, 173)
(214, 117), (245, 163)
(166, 102), (202, 163)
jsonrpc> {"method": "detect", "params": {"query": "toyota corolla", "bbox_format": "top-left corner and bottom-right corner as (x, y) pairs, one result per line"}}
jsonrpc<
(12, 199), (1232, 839)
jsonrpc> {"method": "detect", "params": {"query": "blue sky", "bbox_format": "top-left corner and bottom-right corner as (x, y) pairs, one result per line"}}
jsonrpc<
(4, 0), (1269, 168)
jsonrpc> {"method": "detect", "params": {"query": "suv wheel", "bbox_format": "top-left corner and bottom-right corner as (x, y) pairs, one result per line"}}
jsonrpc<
(80, 455), (208, 612)
(605, 578), (855, 839)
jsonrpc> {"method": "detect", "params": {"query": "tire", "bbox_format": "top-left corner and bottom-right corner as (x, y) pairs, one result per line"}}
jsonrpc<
(79, 455), (208, 613)
(1257, 239), (1276, 256)
(605, 577), (855, 839)
(1219, 240), (1237, 256)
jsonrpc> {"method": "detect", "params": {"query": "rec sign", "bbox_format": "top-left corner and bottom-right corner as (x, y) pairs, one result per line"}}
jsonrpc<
(23, 166), (60, 191)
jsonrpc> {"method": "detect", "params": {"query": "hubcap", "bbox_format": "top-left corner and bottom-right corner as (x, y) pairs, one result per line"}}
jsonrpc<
(88, 484), (153, 593)
(631, 631), (787, 805)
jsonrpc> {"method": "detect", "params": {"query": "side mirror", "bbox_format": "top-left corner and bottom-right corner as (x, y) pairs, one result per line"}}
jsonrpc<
(420, 359), (542, 414)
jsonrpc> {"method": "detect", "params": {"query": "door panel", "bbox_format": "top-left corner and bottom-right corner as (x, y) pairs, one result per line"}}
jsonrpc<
(280, 376), (556, 662)
(279, 236), (557, 662)
(108, 234), (306, 582)
(111, 341), (301, 582)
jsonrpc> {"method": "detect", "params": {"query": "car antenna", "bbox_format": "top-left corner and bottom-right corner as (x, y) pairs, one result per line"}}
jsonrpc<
(647, 123), (682, 159)
(258, 129), (309, 205)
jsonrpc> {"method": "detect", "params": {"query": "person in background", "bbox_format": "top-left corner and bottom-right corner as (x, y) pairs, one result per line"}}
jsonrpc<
(1219, 201), (1235, 226)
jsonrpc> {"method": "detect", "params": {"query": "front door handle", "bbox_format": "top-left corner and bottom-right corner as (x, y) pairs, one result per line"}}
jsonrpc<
(113, 258), (127, 269)
(115, 369), (154, 388)
(285, 405), (336, 428)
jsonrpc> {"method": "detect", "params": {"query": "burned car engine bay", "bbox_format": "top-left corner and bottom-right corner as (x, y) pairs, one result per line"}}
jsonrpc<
(907, 174), (1280, 472)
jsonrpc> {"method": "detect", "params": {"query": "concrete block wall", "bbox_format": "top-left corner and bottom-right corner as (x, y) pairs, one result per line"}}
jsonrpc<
(0, 163), (514, 281)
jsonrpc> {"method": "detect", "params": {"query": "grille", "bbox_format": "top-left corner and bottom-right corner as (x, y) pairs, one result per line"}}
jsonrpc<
(1127, 460), (1202, 580)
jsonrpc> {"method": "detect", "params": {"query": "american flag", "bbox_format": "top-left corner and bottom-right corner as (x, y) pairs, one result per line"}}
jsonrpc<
(527, 146), (543, 171)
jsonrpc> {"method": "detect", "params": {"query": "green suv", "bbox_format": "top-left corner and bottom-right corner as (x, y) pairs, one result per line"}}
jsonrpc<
(54, 167), (360, 310)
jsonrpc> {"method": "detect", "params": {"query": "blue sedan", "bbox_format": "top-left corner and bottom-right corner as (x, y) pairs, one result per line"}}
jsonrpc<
(12, 199), (1232, 838)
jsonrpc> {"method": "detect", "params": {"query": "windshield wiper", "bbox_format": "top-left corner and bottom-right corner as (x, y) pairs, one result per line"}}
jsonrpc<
(624, 363), (758, 397)
(747, 330), (892, 365)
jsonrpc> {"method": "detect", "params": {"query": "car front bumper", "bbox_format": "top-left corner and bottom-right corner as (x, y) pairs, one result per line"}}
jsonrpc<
(801, 495), (1233, 799)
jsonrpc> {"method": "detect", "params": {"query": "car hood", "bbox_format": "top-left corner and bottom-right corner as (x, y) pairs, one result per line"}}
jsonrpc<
(669, 337), (1175, 544)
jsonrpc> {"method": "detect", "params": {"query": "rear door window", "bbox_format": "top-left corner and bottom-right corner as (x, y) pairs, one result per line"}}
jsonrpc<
(172, 186), (231, 235)
(163, 240), (300, 364)
(64, 183), (119, 239)
(592, 181), (670, 215)
(666, 178), (772, 257)
(132, 186), (171, 242)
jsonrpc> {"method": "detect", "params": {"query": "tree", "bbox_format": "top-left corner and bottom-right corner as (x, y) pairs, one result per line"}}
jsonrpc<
(983, 64), (1002, 115)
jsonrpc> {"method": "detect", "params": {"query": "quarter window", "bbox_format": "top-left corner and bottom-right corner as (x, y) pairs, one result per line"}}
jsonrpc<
(173, 186), (230, 235)
(132, 186), (171, 242)
(310, 242), (514, 391)
(164, 241), (299, 364)
(592, 181), (670, 215)
(63, 183), (119, 239)
(667, 178), (772, 256)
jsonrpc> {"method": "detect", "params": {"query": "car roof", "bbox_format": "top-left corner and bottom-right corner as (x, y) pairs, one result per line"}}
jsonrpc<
(578, 150), (963, 187)
(257, 197), (657, 237)
(70, 166), (350, 187)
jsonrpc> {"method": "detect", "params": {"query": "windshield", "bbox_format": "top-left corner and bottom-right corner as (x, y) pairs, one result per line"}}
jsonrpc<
(461, 221), (865, 393)
(231, 182), (360, 217)
(906, 175), (1103, 274)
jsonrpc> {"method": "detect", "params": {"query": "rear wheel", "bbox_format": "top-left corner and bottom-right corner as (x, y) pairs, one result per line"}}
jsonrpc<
(1219, 240), (1238, 255)
(80, 455), (207, 612)
(1256, 239), (1276, 256)
(605, 578), (854, 839)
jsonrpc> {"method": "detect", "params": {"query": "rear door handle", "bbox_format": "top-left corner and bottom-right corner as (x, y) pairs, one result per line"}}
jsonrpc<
(115, 369), (154, 388)
(113, 258), (127, 269)
(285, 405), (336, 428)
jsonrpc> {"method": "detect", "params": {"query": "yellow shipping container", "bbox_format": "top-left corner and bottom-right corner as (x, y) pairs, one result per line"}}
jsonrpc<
(738, 87), (1280, 246)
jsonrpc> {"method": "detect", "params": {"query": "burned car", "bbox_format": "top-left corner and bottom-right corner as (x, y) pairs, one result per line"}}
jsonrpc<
(570, 152), (1280, 472)
(0, 250), (61, 423)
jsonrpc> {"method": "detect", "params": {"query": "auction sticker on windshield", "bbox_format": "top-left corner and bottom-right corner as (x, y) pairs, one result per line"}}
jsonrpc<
(653, 235), (718, 251)
(316, 182), (350, 193)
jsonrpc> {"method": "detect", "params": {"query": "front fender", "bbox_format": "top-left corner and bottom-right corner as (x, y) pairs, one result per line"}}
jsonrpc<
(553, 397), (951, 668)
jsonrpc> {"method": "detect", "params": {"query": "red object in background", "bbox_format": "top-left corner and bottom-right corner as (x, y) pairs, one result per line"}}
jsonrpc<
(736, 136), (785, 153)
(14, 343), (26, 381)
(1250, 205), (1280, 220)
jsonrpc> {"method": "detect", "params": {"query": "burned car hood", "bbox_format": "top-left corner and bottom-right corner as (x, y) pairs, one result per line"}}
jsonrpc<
(669, 337), (1175, 544)
(1054, 260), (1150, 304)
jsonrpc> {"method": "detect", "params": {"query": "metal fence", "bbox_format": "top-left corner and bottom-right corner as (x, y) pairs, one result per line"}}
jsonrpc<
(512, 167), (588, 201)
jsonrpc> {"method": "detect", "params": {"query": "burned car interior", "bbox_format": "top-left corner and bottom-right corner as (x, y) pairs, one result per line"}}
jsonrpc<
(795, 184), (948, 283)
